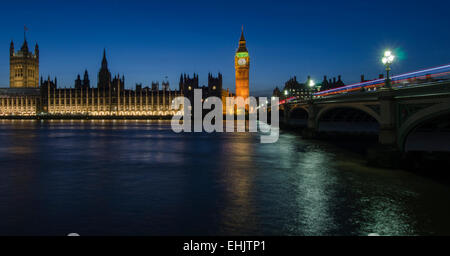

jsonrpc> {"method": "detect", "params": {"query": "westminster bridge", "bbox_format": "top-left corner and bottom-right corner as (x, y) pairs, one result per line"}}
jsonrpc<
(280, 81), (450, 165)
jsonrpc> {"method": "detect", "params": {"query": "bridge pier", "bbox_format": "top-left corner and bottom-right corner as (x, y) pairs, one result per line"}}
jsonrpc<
(378, 88), (397, 145)
(283, 104), (289, 125)
(302, 102), (317, 139)
(368, 88), (403, 168)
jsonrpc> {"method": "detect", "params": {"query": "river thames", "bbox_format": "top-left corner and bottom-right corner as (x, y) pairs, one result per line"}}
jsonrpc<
(0, 120), (449, 236)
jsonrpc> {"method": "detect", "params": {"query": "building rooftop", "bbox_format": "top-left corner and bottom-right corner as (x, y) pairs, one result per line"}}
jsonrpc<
(0, 88), (41, 96)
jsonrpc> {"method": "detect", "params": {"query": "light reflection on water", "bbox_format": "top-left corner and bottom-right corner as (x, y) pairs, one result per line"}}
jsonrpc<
(0, 120), (449, 235)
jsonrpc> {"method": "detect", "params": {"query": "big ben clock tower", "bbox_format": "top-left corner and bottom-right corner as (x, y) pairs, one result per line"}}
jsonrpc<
(235, 27), (249, 100)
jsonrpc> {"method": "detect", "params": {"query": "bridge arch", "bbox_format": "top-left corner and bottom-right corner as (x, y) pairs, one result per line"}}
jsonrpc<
(398, 102), (450, 151)
(316, 104), (381, 124)
(315, 105), (380, 133)
(289, 106), (309, 119)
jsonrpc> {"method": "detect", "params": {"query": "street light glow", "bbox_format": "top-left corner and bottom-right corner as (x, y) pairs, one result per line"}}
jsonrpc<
(382, 50), (395, 65)
(382, 49), (396, 88)
(309, 79), (315, 87)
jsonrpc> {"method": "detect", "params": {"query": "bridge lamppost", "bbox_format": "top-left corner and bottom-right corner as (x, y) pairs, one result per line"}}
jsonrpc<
(382, 50), (395, 88)
(309, 79), (315, 101)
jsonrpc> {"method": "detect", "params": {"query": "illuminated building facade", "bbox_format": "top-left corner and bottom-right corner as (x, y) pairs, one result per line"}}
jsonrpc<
(41, 80), (180, 117)
(278, 76), (317, 100)
(0, 88), (40, 116)
(1, 36), (238, 118)
(1, 47), (181, 117)
(10, 38), (39, 88)
(41, 50), (180, 116)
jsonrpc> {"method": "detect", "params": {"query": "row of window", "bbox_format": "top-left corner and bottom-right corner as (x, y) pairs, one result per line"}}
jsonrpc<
(13, 68), (36, 78)
(0, 99), (37, 106)
(47, 107), (172, 111)
(47, 99), (171, 104)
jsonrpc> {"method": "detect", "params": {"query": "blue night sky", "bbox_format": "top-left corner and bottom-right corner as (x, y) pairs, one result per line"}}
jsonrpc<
(1, 0), (450, 95)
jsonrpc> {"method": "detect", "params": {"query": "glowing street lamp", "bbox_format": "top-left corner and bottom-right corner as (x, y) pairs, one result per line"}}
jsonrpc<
(309, 79), (315, 100)
(382, 50), (395, 88)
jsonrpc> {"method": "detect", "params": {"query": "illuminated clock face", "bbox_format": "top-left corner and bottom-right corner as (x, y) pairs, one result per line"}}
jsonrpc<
(238, 58), (247, 66)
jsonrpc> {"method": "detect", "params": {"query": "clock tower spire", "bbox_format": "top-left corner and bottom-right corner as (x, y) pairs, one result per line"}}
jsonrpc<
(235, 27), (250, 101)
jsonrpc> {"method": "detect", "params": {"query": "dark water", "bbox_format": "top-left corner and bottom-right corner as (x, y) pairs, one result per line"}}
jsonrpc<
(0, 120), (449, 236)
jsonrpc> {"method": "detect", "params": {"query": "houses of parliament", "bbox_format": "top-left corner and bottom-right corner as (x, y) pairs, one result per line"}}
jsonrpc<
(0, 30), (246, 117)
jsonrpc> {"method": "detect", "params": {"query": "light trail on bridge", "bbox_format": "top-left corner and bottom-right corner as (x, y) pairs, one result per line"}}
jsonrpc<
(314, 64), (450, 97)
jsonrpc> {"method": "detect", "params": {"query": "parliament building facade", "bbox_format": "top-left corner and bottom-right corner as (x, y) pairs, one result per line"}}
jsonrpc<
(0, 33), (237, 118)
(1, 39), (183, 117)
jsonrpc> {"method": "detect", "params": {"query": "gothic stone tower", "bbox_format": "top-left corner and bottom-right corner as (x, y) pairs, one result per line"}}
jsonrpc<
(235, 28), (249, 100)
(208, 72), (222, 98)
(10, 38), (39, 88)
(98, 49), (112, 90)
(179, 73), (199, 108)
